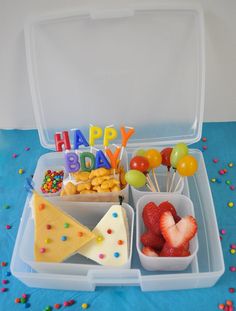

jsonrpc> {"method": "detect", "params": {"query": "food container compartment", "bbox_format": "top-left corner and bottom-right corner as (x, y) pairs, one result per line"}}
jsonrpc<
(19, 200), (134, 275)
(136, 194), (198, 271)
(33, 151), (129, 202)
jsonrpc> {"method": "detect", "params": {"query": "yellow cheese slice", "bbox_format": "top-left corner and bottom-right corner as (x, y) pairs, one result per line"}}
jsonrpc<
(32, 191), (96, 262)
(78, 205), (129, 266)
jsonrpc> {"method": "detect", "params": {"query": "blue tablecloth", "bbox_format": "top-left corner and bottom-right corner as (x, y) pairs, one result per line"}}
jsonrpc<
(0, 122), (235, 311)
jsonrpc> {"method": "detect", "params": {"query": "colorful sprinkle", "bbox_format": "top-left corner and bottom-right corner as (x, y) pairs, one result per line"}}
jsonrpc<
(231, 244), (236, 249)
(18, 168), (24, 175)
(99, 253), (105, 259)
(46, 224), (51, 230)
(1, 262), (7, 267)
(61, 235), (67, 241)
(6, 224), (11, 230)
(12, 153), (18, 158)
(230, 266), (236, 272)
(202, 137), (207, 142)
(216, 178), (222, 183)
(25, 302), (31, 308)
(22, 293), (27, 299)
(40, 247), (46, 253)
(118, 240), (124, 245)
(202, 146), (207, 150)
(220, 229), (226, 235)
(21, 297), (27, 303)
(230, 249), (236, 255)
(68, 299), (75, 306)
(218, 304), (225, 310)
(107, 229), (112, 234)
(96, 235), (103, 242)
(5, 271), (11, 277)
(219, 169), (225, 175)
(54, 304), (61, 309)
(25, 147), (30, 151)
(63, 301), (70, 307)
(213, 158), (219, 163)
(1, 288), (7, 292)
(44, 306), (52, 311)
(112, 212), (118, 218)
(228, 202), (234, 208)
(210, 178), (216, 183)
(78, 232), (84, 237)
(2, 280), (8, 285)
(226, 180), (231, 185)
(39, 203), (45, 211)
(228, 162), (234, 168)
(3, 204), (10, 209)
(45, 238), (50, 244)
(64, 223), (69, 228)
(229, 288), (235, 293)
(15, 298), (21, 304)
(230, 185), (235, 191)
(114, 252), (120, 258)
(82, 303), (89, 309)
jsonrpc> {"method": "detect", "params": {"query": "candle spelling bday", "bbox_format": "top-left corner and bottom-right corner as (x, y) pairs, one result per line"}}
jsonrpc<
(54, 126), (135, 173)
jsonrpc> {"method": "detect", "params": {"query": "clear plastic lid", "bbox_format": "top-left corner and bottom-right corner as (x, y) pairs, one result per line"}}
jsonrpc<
(25, 4), (205, 150)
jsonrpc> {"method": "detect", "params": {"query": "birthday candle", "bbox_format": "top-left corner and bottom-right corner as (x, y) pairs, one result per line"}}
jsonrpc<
(89, 126), (103, 146)
(119, 126), (135, 160)
(72, 129), (89, 149)
(80, 152), (95, 172)
(95, 150), (111, 169)
(54, 131), (71, 152)
(105, 147), (121, 169)
(103, 127), (118, 147)
(65, 152), (80, 173)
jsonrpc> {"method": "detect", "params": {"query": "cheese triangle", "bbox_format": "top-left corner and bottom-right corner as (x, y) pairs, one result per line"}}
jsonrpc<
(32, 191), (96, 262)
(78, 205), (129, 266)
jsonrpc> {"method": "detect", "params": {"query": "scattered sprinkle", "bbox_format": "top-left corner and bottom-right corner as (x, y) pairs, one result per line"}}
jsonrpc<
(202, 146), (207, 150)
(107, 229), (112, 234)
(112, 212), (118, 218)
(1, 288), (7, 292)
(78, 232), (84, 237)
(45, 238), (50, 244)
(231, 244), (236, 249)
(210, 178), (216, 183)
(39, 203), (45, 211)
(2, 280), (8, 285)
(15, 298), (21, 304)
(5, 224), (11, 230)
(46, 224), (51, 230)
(228, 162), (234, 168)
(118, 240), (124, 245)
(25, 302), (31, 308)
(228, 202), (234, 208)
(220, 229), (226, 235)
(229, 288), (235, 293)
(230, 266), (236, 272)
(96, 235), (103, 242)
(114, 252), (120, 258)
(230, 249), (236, 255)
(44, 306), (52, 311)
(61, 235), (67, 241)
(54, 304), (61, 309)
(82, 303), (89, 309)
(230, 185), (235, 191)
(226, 180), (231, 185)
(25, 147), (30, 151)
(1, 262), (7, 267)
(218, 304), (225, 310)
(5, 271), (11, 277)
(216, 178), (222, 183)
(40, 248), (46, 253)
(12, 153), (18, 158)
(22, 293), (27, 299)
(219, 169), (225, 175)
(202, 137), (207, 142)
(3, 204), (10, 209)
(99, 253), (105, 259)
(213, 158), (219, 163)
(63, 301), (69, 307)
(21, 297), (27, 303)
(18, 168), (24, 175)
(64, 223), (69, 228)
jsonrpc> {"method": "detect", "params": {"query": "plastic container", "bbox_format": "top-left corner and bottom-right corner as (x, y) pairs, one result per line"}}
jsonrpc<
(136, 194), (198, 271)
(11, 150), (224, 291)
(19, 200), (134, 274)
(33, 151), (129, 202)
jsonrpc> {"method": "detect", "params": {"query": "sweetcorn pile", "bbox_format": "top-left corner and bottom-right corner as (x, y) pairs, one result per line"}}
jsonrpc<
(60, 167), (126, 196)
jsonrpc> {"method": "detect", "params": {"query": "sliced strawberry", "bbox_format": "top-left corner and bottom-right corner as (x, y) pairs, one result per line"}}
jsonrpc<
(160, 211), (197, 248)
(160, 243), (190, 257)
(140, 231), (165, 250)
(142, 201), (178, 235)
(142, 246), (159, 257)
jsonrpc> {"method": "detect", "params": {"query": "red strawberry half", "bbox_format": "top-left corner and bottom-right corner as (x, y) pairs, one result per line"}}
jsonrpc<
(160, 242), (190, 257)
(142, 246), (159, 257)
(140, 231), (165, 250)
(142, 201), (179, 235)
(160, 211), (197, 248)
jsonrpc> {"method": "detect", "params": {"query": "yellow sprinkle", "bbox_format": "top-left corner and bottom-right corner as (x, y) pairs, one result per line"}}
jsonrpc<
(81, 303), (88, 309)
(96, 236), (104, 243)
(230, 249), (236, 255)
(45, 238), (50, 244)
(18, 168), (24, 175)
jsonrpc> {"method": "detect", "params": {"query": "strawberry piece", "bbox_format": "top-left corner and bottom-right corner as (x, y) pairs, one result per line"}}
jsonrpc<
(160, 242), (190, 257)
(140, 231), (165, 250)
(142, 201), (178, 235)
(142, 246), (159, 257)
(160, 211), (197, 248)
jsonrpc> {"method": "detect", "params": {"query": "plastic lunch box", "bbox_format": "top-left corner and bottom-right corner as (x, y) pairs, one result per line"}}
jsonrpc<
(11, 4), (225, 291)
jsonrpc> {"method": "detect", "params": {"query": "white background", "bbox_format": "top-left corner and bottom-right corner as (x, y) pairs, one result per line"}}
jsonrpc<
(0, 0), (236, 129)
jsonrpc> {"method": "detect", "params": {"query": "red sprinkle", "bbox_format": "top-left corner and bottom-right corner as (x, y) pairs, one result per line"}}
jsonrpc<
(107, 229), (112, 234)
(46, 224), (51, 230)
(54, 304), (61, 309)
(6, 225), (11, 230)
(230, 186), (235, 191)
(213, 158), (219, 163)
(2, 280), (8, 285)
(229, 288), (235, 293)
(219, 170), (225, 175)
(63, 301), (70, 307)
(230, 266), (236, 272)
(202, 137), (207, 142)
(203, 146), (207, 150)
(68, 300), (75, 305)
(231, 244), (236, 249)
(1, 262), (7, 267)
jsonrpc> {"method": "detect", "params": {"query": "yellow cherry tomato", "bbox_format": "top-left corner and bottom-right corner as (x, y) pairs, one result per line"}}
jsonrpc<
(177, 155), (198, 177)
(145, 149), (162, 169)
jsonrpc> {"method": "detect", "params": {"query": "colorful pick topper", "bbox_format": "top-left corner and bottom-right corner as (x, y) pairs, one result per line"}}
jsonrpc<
(170, 143), (188, 168)
(125, 170), (146, 188)
(103, 127), (118, 147)
(89, 126), (103, 146)
(95, 150), (111, 169)
(73, 129), (89, 149)
(80, 152), (95, 172)
(120, 127), (135, 147)
(54, 131), (71, 152)
(130, 156), (149, 173)
(161, 148), (173, 168)
(105, 147), (121, 169)
(177, 155), (198, 177)
(145, 149), (162, 169)
(65, 152), (80, 173)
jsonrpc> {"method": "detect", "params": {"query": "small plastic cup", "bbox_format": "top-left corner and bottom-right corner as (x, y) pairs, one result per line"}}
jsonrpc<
(136, 193), (198, 271)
